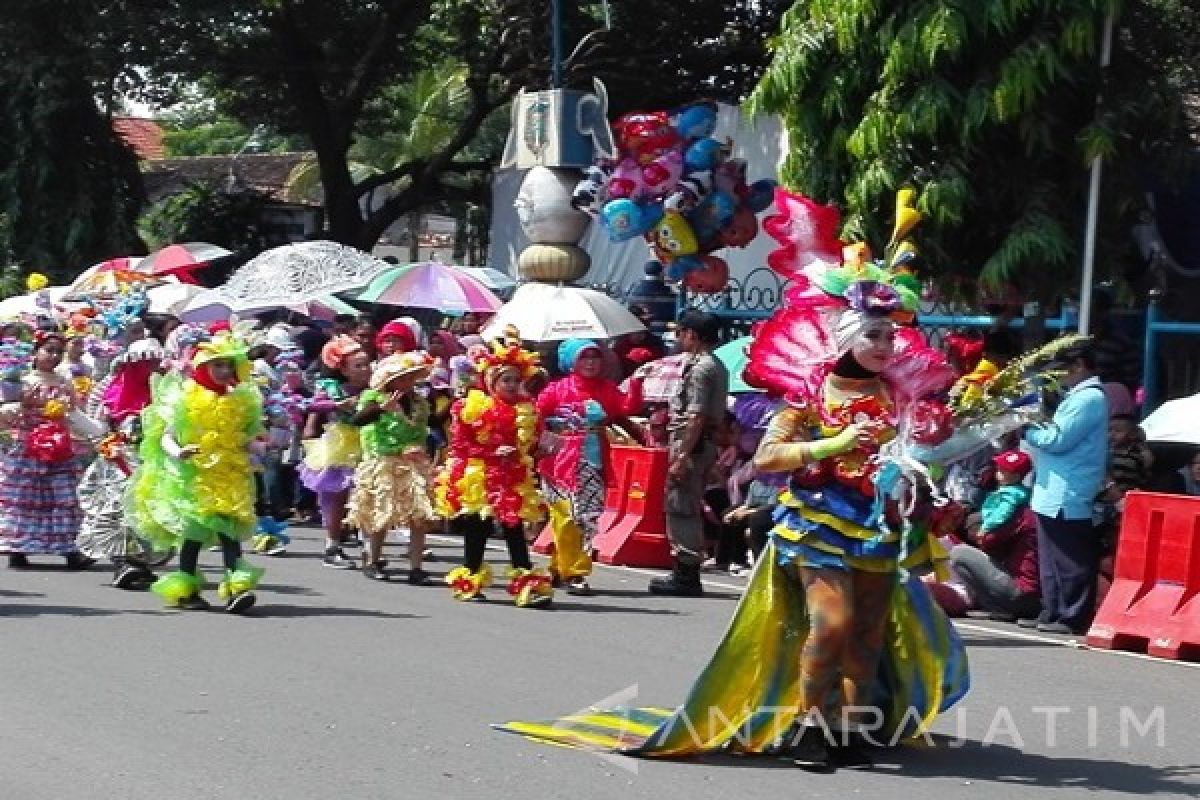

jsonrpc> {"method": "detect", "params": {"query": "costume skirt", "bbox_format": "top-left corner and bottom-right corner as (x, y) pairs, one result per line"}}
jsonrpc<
(496, 539), (969, 754)
(298, 463), (356, 495)
(77, 456), (159, 560)
(346, 453), (437, 534)
(770, 483), (902, 573)
(0, 452), (83, 554)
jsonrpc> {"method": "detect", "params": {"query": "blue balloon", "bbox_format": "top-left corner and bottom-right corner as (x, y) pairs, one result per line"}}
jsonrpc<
(745, 179), (777, 213)
(684, 138), (723, 173)
(674, 104), (717, 141)
(600, 199), (662, 242)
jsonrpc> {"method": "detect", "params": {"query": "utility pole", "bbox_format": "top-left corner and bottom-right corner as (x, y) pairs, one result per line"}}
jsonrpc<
(1078, 10), (1115, 335)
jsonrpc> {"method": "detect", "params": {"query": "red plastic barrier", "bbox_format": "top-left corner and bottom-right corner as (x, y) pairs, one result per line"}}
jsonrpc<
(1086, 491), (1200, 661)
(591, 445), (674, 569)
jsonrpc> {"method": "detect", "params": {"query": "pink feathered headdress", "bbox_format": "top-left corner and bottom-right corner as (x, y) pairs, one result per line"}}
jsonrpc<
(744, 188), (955, 409)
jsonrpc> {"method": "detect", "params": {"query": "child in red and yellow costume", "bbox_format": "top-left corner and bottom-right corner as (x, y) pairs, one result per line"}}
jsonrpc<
(435, 341), (552, 607)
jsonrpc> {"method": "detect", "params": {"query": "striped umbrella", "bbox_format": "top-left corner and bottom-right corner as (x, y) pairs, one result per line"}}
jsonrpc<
(354, 261), (503, 313)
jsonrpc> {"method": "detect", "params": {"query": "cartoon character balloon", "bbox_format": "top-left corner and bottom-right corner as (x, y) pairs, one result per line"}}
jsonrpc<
(683, 255), (730, 294)
(587, 100), (778, 294)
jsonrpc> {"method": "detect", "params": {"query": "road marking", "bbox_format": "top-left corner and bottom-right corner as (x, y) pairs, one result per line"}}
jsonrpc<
(425, 534), (1200, 671)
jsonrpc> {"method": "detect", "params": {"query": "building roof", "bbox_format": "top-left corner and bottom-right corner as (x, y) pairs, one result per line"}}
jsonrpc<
(142, 152), (320, 205)
(112, 117), (165, 160)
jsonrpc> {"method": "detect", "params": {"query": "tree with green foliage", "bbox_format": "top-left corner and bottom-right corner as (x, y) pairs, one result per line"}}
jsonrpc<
(138, 0), (549, 251)
(159, 104), (304, 158)
(138, 181), (274, 253)
(0, 2), (148, 279)
(596, 0), (788, 112)
(751, 0), (1199, 299)
(136, 0), (787, 252)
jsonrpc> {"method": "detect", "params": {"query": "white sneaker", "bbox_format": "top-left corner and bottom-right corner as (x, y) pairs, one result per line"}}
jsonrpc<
(728, 563), (749, 577)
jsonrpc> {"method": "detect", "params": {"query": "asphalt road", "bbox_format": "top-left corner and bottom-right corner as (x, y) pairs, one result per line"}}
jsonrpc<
(2, 525), (1197, 800)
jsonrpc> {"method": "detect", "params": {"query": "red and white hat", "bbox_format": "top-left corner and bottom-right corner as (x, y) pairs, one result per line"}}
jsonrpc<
(992, 449), (1032, 477)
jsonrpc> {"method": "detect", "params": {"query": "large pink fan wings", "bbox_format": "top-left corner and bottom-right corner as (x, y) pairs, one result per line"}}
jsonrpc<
(763, 188), (844, 279)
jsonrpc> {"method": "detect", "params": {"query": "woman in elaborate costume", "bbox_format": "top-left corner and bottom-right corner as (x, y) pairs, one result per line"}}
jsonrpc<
(535, 338), (643, 594)
(496, 189), (969, 770)
(0, 330), (99, 568)
(76, 337), (169, 589)
(436, 342), (553, 608)
(131, 331), (264, 613)
(346, 351), (438, 584)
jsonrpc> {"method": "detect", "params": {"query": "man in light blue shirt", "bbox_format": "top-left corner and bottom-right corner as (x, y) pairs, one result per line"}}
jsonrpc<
(1022, 342), (1109, 634)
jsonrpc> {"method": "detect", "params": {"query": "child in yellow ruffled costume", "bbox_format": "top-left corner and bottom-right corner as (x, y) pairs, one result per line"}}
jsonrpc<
(435, 342), (552, 607)
(299, 335), (371, 570)
(346, 351), (438, 584)
(130, 331), (264, 613)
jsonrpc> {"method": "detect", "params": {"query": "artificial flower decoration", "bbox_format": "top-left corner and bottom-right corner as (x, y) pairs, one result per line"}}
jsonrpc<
(841, 242), (873, 270)
(319, 334), (363, 370)
(42, 398), (67, 419)
(25, 272), (49, 292)
(844, 280), (902, 314)
(25, 420), (72, 463)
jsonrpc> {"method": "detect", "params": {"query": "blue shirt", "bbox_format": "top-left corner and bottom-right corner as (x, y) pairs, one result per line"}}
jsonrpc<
(1024, 376), (1109, 520)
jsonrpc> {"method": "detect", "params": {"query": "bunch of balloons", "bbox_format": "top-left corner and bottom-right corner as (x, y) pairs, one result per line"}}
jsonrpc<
(572, 101), (775, 294)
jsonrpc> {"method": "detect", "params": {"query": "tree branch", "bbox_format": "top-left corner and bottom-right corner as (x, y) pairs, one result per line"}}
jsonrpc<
(341, 0), (432, 116)
(354, 159), (494, 198)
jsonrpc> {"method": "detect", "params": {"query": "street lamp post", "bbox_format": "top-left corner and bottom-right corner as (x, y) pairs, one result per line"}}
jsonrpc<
(1078, 10), (1115, 335)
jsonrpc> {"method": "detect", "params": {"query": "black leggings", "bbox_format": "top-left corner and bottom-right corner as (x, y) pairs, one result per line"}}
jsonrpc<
(454, 514), (532, 572)
(179, 536), (242, 575)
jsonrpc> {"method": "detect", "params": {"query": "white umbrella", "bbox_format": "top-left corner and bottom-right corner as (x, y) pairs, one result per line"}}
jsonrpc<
(1140, 392), (1200, 445)
(482, 283), (646, 342)
(146, 282), (207, 316)
(216, 240), (391, 311)
(0, 286), (78, 318)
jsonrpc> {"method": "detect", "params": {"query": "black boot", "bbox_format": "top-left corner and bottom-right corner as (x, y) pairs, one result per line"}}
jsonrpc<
(829, 732), (875, 769)
(113, 562), (156, 590)
(648, 562), (703, 597)
(64, 551), (97, 570)
(789, 725), (835, 772)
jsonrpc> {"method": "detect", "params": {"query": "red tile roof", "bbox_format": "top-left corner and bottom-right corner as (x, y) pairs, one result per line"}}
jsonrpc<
(112, 117), (165, 160)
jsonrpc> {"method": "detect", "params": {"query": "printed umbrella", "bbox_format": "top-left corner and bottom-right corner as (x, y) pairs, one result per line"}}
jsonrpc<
(714, 336), (760, 393)
(481, 283), (646, 342)
(353, 262), (503, 313)
(64, 269), (163, 301)
(1140, 392), (1200, 445)
(212, 240), (391, 311)
(137, 242), (233, 280)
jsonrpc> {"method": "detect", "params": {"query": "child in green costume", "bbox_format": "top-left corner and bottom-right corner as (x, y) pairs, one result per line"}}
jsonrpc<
(129, 330), (265, 613)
